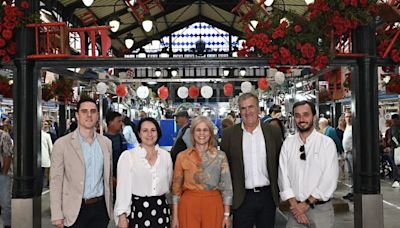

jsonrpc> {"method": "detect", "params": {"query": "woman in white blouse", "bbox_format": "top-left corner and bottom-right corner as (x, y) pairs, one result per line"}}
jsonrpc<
(114, 117), (173, 228)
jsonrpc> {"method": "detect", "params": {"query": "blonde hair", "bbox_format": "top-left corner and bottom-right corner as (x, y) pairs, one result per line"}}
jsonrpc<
(190, 116), (216, 150)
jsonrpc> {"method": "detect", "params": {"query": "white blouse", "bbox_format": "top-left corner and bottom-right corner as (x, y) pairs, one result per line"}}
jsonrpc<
(114, 145), (173, 224)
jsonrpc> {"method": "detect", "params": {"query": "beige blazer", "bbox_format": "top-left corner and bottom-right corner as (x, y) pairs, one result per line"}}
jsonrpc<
(220, 122), (283, 209)
(50, 130), (113, 226)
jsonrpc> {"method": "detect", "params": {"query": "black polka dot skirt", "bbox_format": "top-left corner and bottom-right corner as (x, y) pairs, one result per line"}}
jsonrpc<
(129, 194), (171, 228)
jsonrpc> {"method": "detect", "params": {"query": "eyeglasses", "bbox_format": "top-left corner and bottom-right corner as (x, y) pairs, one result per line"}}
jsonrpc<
(299, 145), (306, 160)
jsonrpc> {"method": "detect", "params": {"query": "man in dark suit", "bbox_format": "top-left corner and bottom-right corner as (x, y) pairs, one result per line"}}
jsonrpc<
(221, 92), (283, 228)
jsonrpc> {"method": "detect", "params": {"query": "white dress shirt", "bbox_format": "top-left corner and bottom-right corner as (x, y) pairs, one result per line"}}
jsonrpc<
(114, 145), (173, 223)
(242, 121), (270, 188)
(342, 125), (352, 152)
(41, 130), (53, 168)
(278, 129), (339, 202)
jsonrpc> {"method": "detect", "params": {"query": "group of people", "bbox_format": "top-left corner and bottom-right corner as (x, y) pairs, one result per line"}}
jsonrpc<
(49, 93), (340, 228)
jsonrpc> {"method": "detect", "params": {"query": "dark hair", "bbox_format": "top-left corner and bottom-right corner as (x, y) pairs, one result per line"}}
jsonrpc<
(137, 117), (162, 144)
(105, 111), (122, 125)
(392, 114), (400, 120)
(269, 104), (281, 115)
(292, 100), (316, 116)
(76, 98), (97, 111)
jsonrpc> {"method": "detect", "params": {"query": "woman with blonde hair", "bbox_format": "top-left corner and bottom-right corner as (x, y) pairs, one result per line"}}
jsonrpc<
(172, 116), (233, 228)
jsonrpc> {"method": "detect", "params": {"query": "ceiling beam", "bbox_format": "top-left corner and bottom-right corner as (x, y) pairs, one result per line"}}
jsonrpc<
(40, 0), (83, 27)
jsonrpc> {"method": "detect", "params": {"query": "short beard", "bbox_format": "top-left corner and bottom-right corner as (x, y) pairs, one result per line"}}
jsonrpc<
(296, 123), (314, 133)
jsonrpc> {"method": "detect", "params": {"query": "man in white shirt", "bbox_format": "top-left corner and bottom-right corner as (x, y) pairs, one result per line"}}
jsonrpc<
(342, 111), (354, 200)
(278, 100), (338, 228)
(221, 92), (283, 228)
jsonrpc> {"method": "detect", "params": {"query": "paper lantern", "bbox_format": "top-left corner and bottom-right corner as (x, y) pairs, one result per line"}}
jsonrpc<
(201, 86), (213, 99)
(188, 86), (200, 99)
(177, 86), (188, 99)
(275, 71), (285, 85)
(258, 78), (268, 91)
(241, 81), (252, 93)
(158, 86), (169, 100)
(116, 84), (128, 97)
(223, 83), (233, 96)
(137, 86), (149, 99)
(96, 82), (108, 95)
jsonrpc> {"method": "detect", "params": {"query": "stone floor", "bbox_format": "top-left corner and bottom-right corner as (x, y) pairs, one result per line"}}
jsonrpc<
(1, 178), (400, 227)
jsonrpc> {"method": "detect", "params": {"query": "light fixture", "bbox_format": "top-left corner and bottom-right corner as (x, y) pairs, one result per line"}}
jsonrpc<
(240, 68), (246, 77)
(142, 14), (153, 32)
(109, 18), (120, 32)
(223, 69), (230, 77)
(295, 82), (303, 88)
(232, 46), (238, 57)
(171, 69), (178, 77)
(147, 81), (157, 85)
(151, 39), (161, 50)
(128, 0), (136, 5)
(155, 68), (162, 77)
(160, 47), (169, 58)
(124, 33), (134, 49)
(305, 0), (315, 5)
(249, 20), (258, 32)
(264, 0), (274, 7)
(138, 48), (146, 58)
(82, 0), (94, 7)
(383, 75), (391, 83)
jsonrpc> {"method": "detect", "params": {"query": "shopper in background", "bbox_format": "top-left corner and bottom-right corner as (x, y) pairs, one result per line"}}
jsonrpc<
(342, 111), (354, 201)
(0, 128), (13, 228)
(104, 111), (128, 202)
(170, 111), (192, 165)
(122, 117), (139, 149)
(114, 117), (172, 228)
(390, 114), (400, 188)
(172, 116), (233, 228)
(41, 119), (53, 190)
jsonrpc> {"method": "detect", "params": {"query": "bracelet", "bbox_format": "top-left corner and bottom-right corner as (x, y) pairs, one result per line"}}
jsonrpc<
(224, 212), (230, 217)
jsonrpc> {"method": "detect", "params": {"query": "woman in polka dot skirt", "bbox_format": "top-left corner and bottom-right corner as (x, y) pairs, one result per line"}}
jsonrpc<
(171, 116), (233, 228)
(114, 117), (173, 228)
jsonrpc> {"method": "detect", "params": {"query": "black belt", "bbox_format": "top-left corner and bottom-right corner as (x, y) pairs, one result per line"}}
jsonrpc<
(245, 186), (270, 193)
(297, 198), (331, 205)
(82, 196), (104, 205)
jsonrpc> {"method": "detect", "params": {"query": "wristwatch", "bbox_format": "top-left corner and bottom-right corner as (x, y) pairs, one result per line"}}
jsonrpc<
(305, 199), (315, 209)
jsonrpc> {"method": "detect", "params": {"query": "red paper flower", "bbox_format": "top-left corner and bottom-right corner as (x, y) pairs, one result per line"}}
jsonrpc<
(21, 1), (30, 9)
(2, 55), (11, 63)
(2, 29), (13, 40)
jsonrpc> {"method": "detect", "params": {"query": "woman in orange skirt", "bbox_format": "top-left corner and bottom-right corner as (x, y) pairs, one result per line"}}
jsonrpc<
(171, 116), (233, 228)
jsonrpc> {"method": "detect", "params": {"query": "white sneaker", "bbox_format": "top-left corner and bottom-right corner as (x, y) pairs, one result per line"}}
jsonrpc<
(392, 181), (400, 188)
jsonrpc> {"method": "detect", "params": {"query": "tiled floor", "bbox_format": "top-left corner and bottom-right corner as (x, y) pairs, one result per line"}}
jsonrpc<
(2, 178), (400, 227)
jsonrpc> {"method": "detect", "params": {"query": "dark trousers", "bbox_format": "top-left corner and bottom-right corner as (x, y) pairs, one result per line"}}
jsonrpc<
(66, 200), (109, 228)
(233, 186), (276, 228)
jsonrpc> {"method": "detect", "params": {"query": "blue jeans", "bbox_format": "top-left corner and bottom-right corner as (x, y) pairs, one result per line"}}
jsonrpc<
(345, 151), (353, 178)
(0, 175), (12, 226)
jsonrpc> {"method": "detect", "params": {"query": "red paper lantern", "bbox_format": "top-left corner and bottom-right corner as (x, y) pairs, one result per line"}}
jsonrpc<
(223, 83), (233, 96)
(158, 86), (169, 100)
(258, 78), (268, 91)
(116, 84), (128, 97)
(188, 85), (199, 99)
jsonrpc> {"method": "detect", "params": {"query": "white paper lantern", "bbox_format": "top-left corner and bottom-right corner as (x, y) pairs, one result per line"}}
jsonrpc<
(241, 81), (252, 93)
(177, 86), (188, 99)
(136, 86), (149, 99)
(200, 86), (213, 99)
(96, 82), (108, 95)
(274, 71), (285, 85)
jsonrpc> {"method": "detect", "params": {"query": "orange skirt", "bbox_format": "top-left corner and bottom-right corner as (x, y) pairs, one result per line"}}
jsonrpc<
(178, 190), (224, 228)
